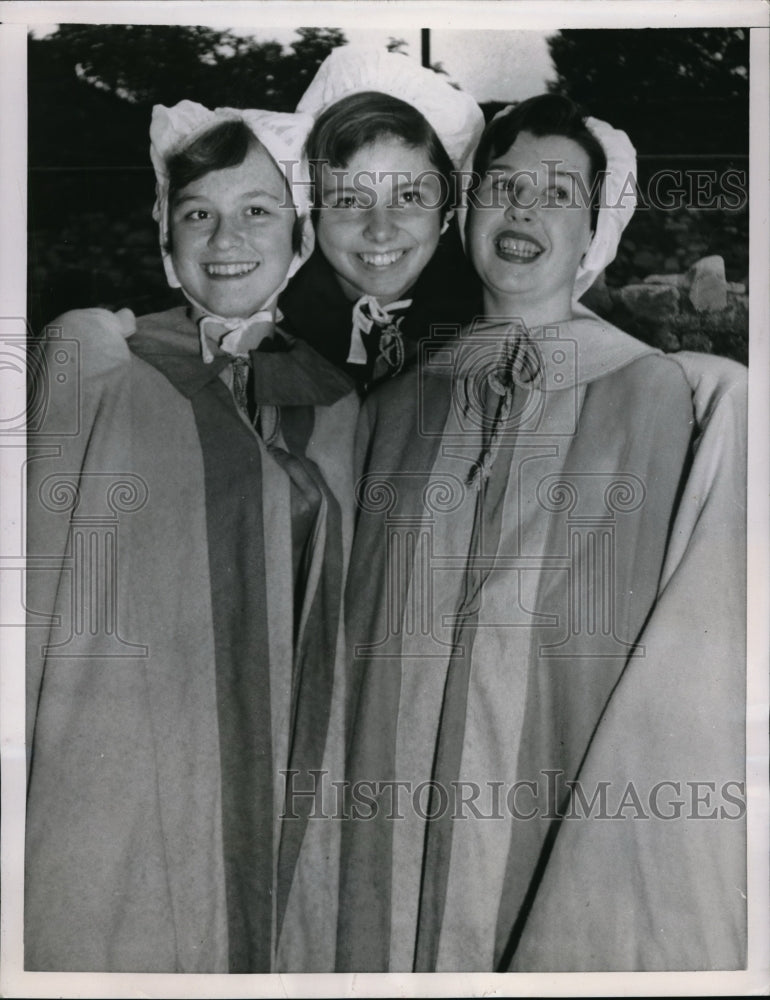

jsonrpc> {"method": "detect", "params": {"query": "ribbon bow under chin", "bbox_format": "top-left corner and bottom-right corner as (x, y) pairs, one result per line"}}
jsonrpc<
(197, 311), (276, 363)
(348, 295), (413, 370)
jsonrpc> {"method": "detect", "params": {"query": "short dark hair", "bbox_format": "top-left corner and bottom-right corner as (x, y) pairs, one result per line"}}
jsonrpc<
(165, 118), (302, 255)
(473, 94), (607, 232)
(306, 91), (456, 217)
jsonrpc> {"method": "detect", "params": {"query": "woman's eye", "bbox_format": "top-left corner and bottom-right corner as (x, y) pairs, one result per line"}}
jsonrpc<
(185, 209), (211, 221)
(247, 206), (268, 217)
(547, 185), (570, 203)
(335, 195), (358, 209)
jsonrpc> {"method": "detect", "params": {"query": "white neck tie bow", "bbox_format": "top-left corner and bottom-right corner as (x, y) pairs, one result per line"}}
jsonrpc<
(348, 295), (413, 365)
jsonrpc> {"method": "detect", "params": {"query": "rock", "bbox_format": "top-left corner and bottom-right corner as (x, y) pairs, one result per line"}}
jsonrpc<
(643, 273), (687, 287)
(660, 331), (681, 352)
(616, 283), (680, 323)
(727, 281), (746, 294)
(687, 255), (727, 312)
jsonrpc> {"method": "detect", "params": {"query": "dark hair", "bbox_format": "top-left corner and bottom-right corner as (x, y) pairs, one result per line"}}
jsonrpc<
(165, 118), (303, 255)
(306, 91), (456, 217)
(473, 94), (607, 232)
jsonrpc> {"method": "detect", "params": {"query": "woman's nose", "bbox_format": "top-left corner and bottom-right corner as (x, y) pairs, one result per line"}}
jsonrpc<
(504, 182), (538, 222)
(363, 205), (398, 243)
(209, 215), (244, 250)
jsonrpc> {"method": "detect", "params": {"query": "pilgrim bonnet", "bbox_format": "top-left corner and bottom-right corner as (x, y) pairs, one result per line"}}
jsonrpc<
(296, 44), (485, 172)
(574, 115), (637, 300)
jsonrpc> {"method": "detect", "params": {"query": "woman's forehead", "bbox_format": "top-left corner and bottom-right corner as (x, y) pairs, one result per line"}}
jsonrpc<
(324, 135), (436, 176)
(490, 130), (592, 176)
(177, 140), (288, 199)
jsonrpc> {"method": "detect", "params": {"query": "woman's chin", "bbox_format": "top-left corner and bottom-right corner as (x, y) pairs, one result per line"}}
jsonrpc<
(482, 282), (576, 328)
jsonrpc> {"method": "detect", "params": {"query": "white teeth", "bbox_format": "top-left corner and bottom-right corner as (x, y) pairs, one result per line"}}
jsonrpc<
(497, 238), (542, 258)
(358, 250), (406, 267)
(204, 262), (258, 276)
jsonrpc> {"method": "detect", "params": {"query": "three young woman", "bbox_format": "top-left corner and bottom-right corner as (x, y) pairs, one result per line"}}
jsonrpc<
(26, 46), (746, 974)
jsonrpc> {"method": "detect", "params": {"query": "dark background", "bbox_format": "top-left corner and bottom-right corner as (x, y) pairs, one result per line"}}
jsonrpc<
(28, 26), (749, 360)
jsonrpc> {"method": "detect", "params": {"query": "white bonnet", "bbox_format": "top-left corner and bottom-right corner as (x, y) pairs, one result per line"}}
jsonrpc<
(296, 44), (485, 171)
(574, 115), (637, 300)
(150, 100), (315, 289)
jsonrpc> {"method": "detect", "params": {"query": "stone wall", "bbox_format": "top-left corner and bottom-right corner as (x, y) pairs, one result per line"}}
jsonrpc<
(581, 255), (748, 365)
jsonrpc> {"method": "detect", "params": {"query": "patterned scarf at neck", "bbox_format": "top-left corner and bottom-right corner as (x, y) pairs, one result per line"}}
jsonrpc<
(348, 295), (413, 374)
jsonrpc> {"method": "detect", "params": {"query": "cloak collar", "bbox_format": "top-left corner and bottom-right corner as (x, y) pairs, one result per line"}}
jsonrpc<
(130, 306), (354, 405)
(447, 307), (658, 392)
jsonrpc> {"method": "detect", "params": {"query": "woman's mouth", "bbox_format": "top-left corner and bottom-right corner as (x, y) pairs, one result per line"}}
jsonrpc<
(203, 262), (259, 278)
(494, 234), (544, 264)
(357, 249), (408, 268)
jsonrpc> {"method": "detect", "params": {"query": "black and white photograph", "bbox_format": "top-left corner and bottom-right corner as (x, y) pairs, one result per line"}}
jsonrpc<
(1, 1), (768, 996)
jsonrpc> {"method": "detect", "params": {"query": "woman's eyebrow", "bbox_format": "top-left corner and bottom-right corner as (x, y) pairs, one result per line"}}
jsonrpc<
(173, 189), (281, 205)
(239, 189), (282, 200)
(172, 192), (208, 206)
(485, 163), (583, 179)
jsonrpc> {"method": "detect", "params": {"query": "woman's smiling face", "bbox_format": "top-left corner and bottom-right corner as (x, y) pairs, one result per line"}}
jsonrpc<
(468, 130), (594, 326)
(315, 136), (445, 305)
(169, 140), (296, 318)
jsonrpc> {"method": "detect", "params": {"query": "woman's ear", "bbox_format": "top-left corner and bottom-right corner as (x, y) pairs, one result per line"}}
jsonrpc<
(441, 208), (456, 235)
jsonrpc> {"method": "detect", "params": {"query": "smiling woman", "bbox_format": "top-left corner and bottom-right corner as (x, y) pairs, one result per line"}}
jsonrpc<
(168, 137), (296, 318)
(339, 93), (747, 973)
(315, 136), (445, 305)
(25, 101), (358, 973)
(469, 130), (595, 326)
(278, 45), (485, 390)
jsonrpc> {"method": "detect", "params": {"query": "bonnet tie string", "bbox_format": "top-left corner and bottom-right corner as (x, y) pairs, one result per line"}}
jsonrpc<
(466, 330), (542, 488)
(348, 295), (413, 371)
(197, 311), (275, 364)
(197, 312), (277, 430)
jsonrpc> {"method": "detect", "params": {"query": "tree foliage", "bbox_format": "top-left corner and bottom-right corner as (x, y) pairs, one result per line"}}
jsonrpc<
(546, 28), (749, 154)
(28, 25), (348, 165)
